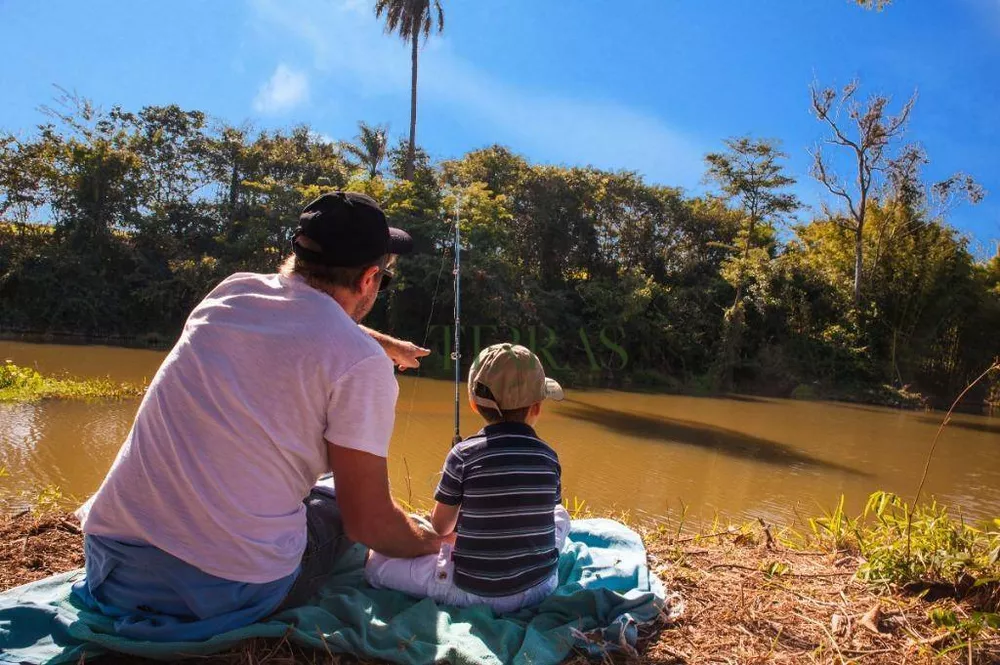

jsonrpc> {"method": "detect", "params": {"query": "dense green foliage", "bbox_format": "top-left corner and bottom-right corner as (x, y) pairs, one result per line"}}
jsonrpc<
(1, 96), (997, 404)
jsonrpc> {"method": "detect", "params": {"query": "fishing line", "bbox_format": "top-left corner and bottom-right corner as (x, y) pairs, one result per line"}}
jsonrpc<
(398, 211), (456, 448)
(319, 212), (454, 489)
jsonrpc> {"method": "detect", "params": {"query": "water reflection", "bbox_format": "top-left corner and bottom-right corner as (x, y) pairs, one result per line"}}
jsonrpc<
(0, 399), (138, 508)
(0, 402), (41, 454)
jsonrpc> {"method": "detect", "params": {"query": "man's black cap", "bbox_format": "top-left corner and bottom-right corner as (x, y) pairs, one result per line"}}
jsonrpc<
(292, 192), (413, 267)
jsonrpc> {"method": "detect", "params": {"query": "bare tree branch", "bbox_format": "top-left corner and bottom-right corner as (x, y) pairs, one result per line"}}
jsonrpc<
(808, 80), (918, 305)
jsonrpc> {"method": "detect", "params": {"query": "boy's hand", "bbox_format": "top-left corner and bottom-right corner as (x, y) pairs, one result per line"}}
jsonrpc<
(431, 502), (461, 537)
(441, 531), (458, 547)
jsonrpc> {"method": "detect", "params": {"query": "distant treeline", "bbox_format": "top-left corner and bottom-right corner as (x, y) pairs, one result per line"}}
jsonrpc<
(1, 98), (998, 405)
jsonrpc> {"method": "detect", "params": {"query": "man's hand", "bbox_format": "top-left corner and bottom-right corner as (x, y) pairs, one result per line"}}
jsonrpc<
(387, 340), (431, 371)
(360, 326), (431, 372)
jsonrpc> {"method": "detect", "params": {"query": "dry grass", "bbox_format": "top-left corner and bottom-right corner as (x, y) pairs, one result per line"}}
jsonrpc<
(636, 523), (1000, 664)
(2, 512), (998, 664)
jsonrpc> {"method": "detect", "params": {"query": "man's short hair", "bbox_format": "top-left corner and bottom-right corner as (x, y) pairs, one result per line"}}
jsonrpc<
(280, 237), (387, 292)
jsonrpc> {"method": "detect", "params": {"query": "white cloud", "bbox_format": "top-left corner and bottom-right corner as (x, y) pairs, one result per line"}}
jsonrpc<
(253, 63), (310, 114)
(421, 55), (705, 187)
(247, 0), (705, 186)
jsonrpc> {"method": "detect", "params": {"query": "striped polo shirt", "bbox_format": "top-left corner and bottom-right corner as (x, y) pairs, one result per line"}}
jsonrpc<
(434, 421), (562, 597)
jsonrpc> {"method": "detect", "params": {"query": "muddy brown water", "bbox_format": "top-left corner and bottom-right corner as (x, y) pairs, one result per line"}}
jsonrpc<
(2, 340), (998, 527)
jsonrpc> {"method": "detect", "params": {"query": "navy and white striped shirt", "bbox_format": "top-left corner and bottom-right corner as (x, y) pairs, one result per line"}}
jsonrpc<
(434, 422), (562, 597)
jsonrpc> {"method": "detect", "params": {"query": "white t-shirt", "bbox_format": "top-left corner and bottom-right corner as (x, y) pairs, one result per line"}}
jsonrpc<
(78, 272), (398, 584)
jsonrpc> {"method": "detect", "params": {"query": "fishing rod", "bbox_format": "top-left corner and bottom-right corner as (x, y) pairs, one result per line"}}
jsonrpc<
(451, 194), (462, 445)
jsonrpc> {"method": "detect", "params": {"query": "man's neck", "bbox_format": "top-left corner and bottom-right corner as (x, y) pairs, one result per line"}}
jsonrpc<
(294, 274), (358, 321)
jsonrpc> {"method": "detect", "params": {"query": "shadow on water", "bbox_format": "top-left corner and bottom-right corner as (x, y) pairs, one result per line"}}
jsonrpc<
(917, 416), (1000, 436)
(558, 399), (868, 477)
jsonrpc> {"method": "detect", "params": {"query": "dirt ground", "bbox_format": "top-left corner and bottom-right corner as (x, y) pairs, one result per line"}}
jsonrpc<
(2, 512), (997, 664)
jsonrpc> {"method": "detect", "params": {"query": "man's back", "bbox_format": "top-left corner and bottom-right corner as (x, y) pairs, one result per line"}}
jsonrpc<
(79, 272), (396, 584)
(436, 422), (562, 597)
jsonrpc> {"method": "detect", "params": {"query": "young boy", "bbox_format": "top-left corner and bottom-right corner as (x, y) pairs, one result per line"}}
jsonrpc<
(365, 343), (570, 613)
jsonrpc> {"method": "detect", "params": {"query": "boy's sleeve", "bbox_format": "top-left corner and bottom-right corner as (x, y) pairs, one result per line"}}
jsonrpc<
(554, 459), (562, 505)
(434, 447), (465, 506)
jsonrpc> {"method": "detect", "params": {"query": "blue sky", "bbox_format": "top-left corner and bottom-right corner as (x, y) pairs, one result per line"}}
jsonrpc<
(1, 0), (997, 254)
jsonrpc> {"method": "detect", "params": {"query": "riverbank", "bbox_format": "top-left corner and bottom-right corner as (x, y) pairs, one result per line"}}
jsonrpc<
(3, 495), (998, 664)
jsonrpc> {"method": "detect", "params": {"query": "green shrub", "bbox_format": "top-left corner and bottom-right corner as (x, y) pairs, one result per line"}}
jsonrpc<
(0, 361), (145, 402)
(800, 491), (999, 607)
(856, 491), (1000, 591)
(0, 361), (44, 393)
(790, 383), (818, 400)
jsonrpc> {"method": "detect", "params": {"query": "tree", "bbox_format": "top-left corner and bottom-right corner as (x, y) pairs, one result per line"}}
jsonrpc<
(374, 0), (444, 181)
(705, 137), (799, 388)
(0, 134), (51, 228)
(388, 136), (433, 184)
(809, 80), (915, 306)
(705, 137), (799, 282)
(35, 97), (145, 244)
(341, 122), (389, 180)
(441, 145), (528, 198)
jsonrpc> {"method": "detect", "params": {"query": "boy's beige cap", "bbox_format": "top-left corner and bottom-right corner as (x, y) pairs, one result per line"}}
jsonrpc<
(468, 343), (564, 412)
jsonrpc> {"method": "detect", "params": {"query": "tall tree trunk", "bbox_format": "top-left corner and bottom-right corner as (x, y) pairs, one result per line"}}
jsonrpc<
(854, 224), (864, 306)
(717, 216), (755, 391)
(406, 33), (418, 182)
(228, 161), (239, 221)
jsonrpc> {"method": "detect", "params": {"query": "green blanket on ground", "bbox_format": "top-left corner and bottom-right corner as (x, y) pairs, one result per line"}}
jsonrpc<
(0, 518), (679, 665)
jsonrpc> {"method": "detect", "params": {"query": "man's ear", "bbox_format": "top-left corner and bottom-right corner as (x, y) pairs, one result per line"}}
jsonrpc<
(358, 264), (380, 293)
(468, 396), (480, 416)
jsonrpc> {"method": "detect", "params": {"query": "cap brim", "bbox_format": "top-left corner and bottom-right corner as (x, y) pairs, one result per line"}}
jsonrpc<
(544, 378), (565, 401)
(388, 227), (413, 255)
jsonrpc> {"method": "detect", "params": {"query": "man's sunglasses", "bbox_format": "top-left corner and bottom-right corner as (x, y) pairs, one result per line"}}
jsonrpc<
(377, 266), (394, 292)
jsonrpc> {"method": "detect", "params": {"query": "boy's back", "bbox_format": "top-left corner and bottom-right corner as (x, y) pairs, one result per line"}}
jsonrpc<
(365, 343), (568, 612)
(435, 421), (562, 597)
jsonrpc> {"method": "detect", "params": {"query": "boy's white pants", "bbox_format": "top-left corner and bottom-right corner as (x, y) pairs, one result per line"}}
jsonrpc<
(365, 506), (571, 613)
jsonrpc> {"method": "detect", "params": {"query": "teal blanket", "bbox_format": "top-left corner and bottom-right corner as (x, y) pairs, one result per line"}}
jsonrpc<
(0, 519), (675, 665)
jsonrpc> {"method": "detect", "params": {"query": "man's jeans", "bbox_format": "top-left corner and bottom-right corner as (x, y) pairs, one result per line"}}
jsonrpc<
(277, 487), (357, 611)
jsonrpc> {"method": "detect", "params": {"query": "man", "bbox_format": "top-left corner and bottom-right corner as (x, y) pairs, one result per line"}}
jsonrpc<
(73, 192), (448, 641)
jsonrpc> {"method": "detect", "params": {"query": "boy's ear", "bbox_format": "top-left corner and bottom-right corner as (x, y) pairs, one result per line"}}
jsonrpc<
(530, 402), (542, 417)
(468, 396), (481, 415)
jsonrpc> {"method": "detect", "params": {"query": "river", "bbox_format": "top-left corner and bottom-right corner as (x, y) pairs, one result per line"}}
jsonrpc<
(1, 340), (998, 527)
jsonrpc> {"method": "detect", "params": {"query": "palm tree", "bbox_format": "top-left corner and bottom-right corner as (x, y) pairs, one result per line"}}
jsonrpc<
(374, 0), (444, 181)
(341, 122), (389, 179)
